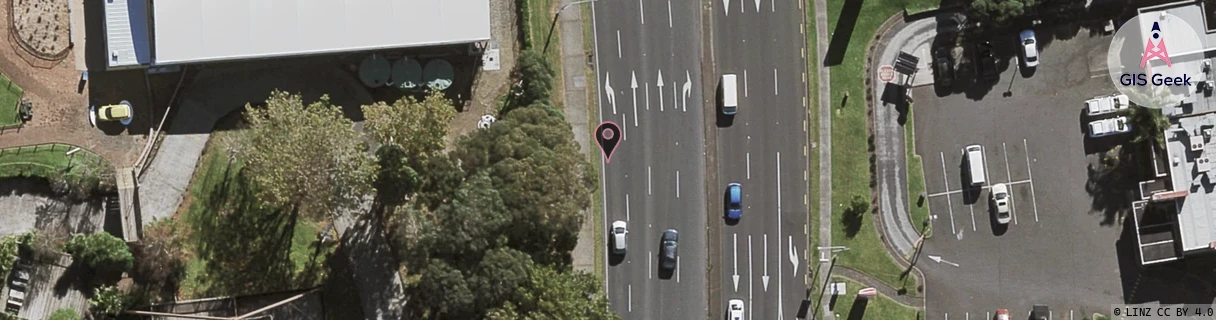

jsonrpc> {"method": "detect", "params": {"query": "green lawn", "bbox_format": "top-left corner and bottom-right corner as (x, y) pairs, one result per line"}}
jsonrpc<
(581, 5), (607, 283)
(806, 0), (822, 294)
(0, 144), (108, 183)
(824, 0), (936, 293)
(0, 73), (23, 128)
(178, 132), (336, 299)
(829, 277), (923, 319)
(905, 106), (930, 239)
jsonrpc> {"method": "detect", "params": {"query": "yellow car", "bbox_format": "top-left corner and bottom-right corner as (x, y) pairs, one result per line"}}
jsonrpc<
(98, 101), (132, 122)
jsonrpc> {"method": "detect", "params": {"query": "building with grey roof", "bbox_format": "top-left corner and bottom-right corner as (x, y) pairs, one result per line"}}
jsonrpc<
(102, 0), (491, 70)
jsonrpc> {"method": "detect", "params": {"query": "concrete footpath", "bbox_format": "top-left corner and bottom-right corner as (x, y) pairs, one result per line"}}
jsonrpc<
(557, 0), (597, 276)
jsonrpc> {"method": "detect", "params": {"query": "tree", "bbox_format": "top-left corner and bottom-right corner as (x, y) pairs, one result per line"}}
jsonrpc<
(241, 91), (375, 219)
(471, 247), (533, 310)
(48, 308), (80, 320)
(88, 285), (131, 316)
(411, 154), (466, 210)
(417, 260), (475, 317)
(453, 107), (595, 265)
(0, 235), (22, 278)
(506, 266), (618, 320)
(1121, 104), (1170, 147)
(65, 233), (133, 274)
(374, 143), (421, 208)
(514, 50), (556, 110)
(363, 91), (458, 156)
(968, 0), (1041, 27)
(417, 171), (510, 262)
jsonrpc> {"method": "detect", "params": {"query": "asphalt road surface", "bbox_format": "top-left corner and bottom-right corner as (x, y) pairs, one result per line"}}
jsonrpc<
(711, 0), (810, 319)
(593, 0), (710, 317)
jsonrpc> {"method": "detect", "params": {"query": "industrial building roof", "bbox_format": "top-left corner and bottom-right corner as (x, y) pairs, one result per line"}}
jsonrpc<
(1166, 116), (1216, 252)
(150, 0), (491, 65)
(104, 0), (152, 68)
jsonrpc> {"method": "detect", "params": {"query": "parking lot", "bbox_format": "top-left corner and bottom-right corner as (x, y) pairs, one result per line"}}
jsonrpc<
(912, 26), (1130, 318)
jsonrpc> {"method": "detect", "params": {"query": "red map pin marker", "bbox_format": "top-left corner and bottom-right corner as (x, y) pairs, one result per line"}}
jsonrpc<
(595, 121), (622, 163)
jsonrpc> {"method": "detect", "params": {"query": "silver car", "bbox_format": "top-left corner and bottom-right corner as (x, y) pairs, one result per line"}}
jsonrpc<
(611, 220), (628, 255)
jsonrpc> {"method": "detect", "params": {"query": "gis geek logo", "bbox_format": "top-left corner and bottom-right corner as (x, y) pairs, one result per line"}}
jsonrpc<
(1107, 12), (1203, 108)
(1120, 22), (1191, 87)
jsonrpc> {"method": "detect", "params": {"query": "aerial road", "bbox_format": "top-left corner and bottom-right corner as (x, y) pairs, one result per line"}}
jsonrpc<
(592, 0), (709, 318)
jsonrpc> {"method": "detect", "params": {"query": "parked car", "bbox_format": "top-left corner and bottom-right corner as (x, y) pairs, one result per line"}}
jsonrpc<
(726, 183), (743, 220)
(611, 220), (628, 255)
(1085, 94), (1130, 116)
(934, 49), (955, 87)
(97, 101), (132, 122)
(728, 299), (745, 320)
(1020, 29), (1039, 68)
(991, 183), (1011, 224)
(975, 41), (998, 80)
(1088, 116), (1132, 138)
(660, 229), (678, 271)
(995, 308), (1011, 320)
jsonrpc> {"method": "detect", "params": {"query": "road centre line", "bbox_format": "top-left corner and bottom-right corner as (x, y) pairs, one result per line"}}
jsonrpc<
(616, 30), (622, 58)
(1024, 139), (1040, 222)
(744, 69), (749, 97)
(1003, 143), (1017, 225)
(940, 152), (957, 235)
(774, 69), (778, 95)
(647, 166), (652, 195)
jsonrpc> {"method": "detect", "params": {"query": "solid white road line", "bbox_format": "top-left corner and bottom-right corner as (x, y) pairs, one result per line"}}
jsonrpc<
(940, 152), (957, 235)
(671, 82), (677, 113)
(969, 200), (976, 231)
(616, 30), (622, 58)
(628, 285), (633, 312)
(776, 152), (785, 320)
(625, 194), (631, 221)
(733, 233), (739, 292)
(621, 113), (627, 141)
(648, 253), (652, 279)
(676, 256), (680, 282)
(744, 69), (749, 97)
(667, 0), (673, 28)
(773, 68), (779, 96)
(647, 166), (652, 195)
(1024, 139), (1040, 222)
(748, 234), (754, 320)
(746, 152), (752, 179)
(645, 84), (651, 110)
(1003, 142), (1017, 225)
(676, 170), (681, 198)
(639, 0), (645, 24)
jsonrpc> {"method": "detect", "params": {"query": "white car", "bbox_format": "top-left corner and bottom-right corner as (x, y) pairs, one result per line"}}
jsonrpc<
(611, 220), (628, 255)
(728, 299), (744, 320)
(1085, 94), (1130, 116)
(1089, 116), (1132, 138)
(991, 183), (1011, 224)
(1020, 29), (1039, 68)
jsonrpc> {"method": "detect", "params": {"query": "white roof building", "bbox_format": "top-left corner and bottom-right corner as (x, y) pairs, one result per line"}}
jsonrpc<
(102, 0), (491, 69)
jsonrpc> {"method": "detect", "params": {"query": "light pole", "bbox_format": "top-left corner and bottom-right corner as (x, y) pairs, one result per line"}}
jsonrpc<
(812, 246), (850, 320)
(542, 0), (597, 54)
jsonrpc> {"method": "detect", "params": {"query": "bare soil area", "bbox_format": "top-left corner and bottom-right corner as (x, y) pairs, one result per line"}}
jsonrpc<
(12, 0), (70, 58)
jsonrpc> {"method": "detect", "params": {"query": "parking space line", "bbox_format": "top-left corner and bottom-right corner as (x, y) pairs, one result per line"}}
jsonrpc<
(940, 152), (957, 235)
(929, 178), (1032, 198)
(927, 190), (963, 198)
(1003, 142), (1017, 225)
(969, 200), (976, 231)
(1023, 139), (1040, 222)
(984, 146), (991, 188)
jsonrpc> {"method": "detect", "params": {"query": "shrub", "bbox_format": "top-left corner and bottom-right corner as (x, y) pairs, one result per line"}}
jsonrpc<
(64, 233), (133, 274)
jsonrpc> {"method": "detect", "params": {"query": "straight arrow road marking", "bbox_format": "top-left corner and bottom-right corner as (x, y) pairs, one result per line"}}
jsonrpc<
(753, 0), (760, 13)
(733, 233), (739, 292)
(928, 254), (961, 267)
(682, 71), (691, 112)
(723, 0), (730, 15)
(762, 234), (769, 291)
(657, 71), (665, 112)
(605, 73), (616, 114)
(630, 71), (639, 127)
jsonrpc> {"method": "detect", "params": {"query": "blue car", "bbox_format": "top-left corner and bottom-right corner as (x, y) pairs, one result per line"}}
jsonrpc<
(726, 183), (742, 219)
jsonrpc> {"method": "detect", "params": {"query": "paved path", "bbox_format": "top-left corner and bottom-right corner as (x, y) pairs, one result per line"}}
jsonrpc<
(811, 0), (833, 317)
(557, 0), (597, 276)
(870, 17), (936, 262)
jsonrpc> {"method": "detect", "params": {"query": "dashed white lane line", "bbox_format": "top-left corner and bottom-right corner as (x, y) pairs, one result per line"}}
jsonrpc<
(676, 256), (681, 282)
(676, 170), (681, 198)
(648, 253), (652, 279)
(940, 152), (957, 235)
(667, 0), (673, 28)
(746, 152), (752, 179)
(621, 113), (628, 141)
(616, 30), (622, 58)
(639, 0), (645, 24)
(1024, 139), (1040, 222)
(1003, 142), (1017, 225)
(628, 285), (633, 312)
(645, 84), (650, 110)
(744, 69), (749, 97)
(647, 166), (652, 195)
(625, 194), (631, 221)
(773, 69), (779, 96)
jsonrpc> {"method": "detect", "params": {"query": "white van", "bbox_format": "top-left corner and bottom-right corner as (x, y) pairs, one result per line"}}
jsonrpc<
(965, 145), (986, 186)
(720, 74), (738, 115)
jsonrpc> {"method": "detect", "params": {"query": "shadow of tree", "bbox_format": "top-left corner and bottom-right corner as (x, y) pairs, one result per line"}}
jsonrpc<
(1084, 144), (1142, 226)
(841, 195), (867, 238)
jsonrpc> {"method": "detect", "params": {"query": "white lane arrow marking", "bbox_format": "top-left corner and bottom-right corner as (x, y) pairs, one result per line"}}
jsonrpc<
(754, 0), (760, 13)
(762, 235), (770, 291)
(682, 71), (692, 112)
(723, 0), (730, 15)
(788, 236), (799, 275)
(605, 73), (617, 114)
(928, 255), (961, 267)
(733, 233), (739, 292)
(630, 71), (639, 127)
(657, 71), (665, 112)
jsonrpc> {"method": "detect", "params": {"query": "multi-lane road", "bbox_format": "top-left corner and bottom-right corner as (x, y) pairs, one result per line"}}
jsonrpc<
(592, 0), (807, 317)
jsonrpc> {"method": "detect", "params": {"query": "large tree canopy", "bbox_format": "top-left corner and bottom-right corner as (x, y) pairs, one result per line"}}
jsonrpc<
(65, 233), (133, 274)
(239, 91), (374, 219)
(363, 91), (458, 156)
(967, 0), (1041, 27)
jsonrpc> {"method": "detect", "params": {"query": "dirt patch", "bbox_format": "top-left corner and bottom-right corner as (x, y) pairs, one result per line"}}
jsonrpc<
(445, 0), (519, 148)
(12, 0), (70, 58)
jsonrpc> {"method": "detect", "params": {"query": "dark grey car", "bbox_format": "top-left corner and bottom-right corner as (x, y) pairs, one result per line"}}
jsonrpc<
(660, 229), (678, 271)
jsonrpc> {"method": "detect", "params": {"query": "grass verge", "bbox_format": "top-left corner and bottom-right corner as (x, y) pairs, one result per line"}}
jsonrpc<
(177, 131), (337, 299)
(825, 0), (933, 293)
(580, 5), (607, 282)
(0, 144), (110, 191)
(828, 277), (923, 319)
(806, 0), (822, 296)
(0, 73), (23, 128)
(905, 105), (930, 238)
